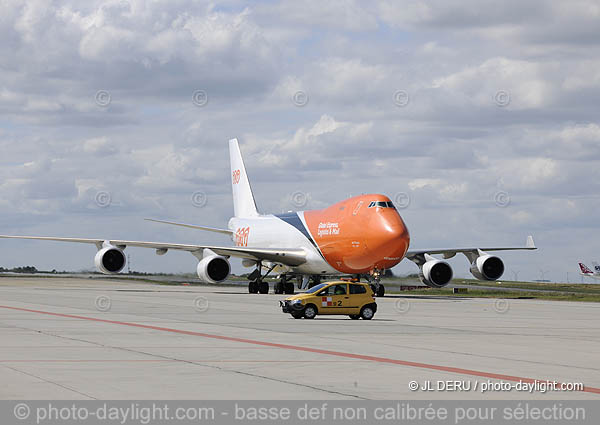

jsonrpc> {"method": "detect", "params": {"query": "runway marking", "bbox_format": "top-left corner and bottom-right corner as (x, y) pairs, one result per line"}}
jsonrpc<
(2, 304), (599, 395)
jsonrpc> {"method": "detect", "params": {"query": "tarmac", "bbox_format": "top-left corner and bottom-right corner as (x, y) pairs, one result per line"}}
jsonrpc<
(0, 276), (599, 400)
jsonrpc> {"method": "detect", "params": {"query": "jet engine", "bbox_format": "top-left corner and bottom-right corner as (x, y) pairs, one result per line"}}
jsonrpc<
(197, 255), (231, 283)
(94, 245), (126, 274)
(420, 258), (453, 288)
(470, 254), (504, 281)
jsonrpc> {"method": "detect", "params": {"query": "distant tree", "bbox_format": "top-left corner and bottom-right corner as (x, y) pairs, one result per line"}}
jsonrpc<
(11, 266), (38, 273)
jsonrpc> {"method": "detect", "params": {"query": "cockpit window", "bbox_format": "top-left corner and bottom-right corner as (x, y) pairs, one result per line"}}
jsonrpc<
(369, 200), (394, 208)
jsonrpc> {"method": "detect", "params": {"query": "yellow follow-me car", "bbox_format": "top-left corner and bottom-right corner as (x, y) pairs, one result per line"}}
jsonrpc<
(279, 281), (378, 320)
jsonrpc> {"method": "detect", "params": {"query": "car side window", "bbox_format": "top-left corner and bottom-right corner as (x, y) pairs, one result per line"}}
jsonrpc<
(333, 284), (347, 295)
(317, 285), (347, 296)
(350, 284), (366, 294)
(317, 286), (333, 296)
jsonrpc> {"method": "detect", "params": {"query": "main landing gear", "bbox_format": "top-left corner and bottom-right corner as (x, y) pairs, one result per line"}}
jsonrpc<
(308, 275), (321, 289)
(274, 274), (295, 295)
(248, 263), (294, 295)
(247, 262), (275, 294)
(248, 279), (268, 294)
(368, 268), (385, 297)
(296, 275), (321, 290)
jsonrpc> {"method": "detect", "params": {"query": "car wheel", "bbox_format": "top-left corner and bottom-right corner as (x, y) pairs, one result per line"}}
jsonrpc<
(349, 315), (360, 320)
(377, 284), (385, 297)
(291, 311), (303, 319)
(303, 305), (317, 319)
(284, 281), (294, 294)
(259, 281), (269, 294)
(248, 280), (259, 293)
(360, 305), (375, 320)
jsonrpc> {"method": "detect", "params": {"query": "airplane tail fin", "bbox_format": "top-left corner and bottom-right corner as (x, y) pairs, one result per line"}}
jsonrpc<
(229, 138), (259, 218)
(579, 262), (593, 274)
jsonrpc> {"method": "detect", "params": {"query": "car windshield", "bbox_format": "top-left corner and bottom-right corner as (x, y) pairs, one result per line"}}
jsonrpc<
(305, 283), (327, 293)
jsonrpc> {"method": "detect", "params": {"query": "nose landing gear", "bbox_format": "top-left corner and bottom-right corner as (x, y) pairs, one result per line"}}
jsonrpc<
(367, 268), (385, 297)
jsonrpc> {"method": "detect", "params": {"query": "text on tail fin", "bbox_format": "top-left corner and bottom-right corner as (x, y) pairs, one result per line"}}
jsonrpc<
(229, 138), (259, 218)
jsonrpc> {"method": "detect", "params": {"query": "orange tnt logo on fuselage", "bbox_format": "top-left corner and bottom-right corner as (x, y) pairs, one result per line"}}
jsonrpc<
(235, 227), (249, 247)
(303, 194), (410, 274)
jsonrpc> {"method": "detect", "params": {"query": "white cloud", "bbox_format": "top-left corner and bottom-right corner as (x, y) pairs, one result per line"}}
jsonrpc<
(82, 136), (118, 155)
(377, 0), (600, 48)
(432, 57), (556, 109)
(408, 179), (442, 191)
(258, 0), (378, 31)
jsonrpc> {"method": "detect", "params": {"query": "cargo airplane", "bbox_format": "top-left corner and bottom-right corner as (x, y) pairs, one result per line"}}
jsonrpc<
(0, 139), (536, 296)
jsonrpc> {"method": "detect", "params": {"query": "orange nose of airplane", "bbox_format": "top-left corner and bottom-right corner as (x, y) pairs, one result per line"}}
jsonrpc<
(369, 209), (410, 270)
(303, 195), (411, 274)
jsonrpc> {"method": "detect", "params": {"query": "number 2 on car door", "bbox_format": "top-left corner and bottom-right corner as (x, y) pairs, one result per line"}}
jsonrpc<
(317, 284), (350, 313)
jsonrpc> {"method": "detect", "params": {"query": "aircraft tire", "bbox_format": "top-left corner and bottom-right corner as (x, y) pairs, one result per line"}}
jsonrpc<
(377, 284), (385, 297)
(284, 281), (294, 294)
(349, 315), (360, 320)
(248, 280), (259, 294)
(259, 281), (269, 294)
(291, 311), (303, 319)
(274, 281), (283, 294)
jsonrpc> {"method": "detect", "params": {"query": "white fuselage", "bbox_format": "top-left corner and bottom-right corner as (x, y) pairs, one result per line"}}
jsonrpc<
(228, 214), (338, 275)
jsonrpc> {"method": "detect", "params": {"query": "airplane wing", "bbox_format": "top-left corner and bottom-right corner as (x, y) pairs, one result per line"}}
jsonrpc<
(144, 218), (233, 235)
(406, 235), (536, 264)
(0, 235), (307, 266)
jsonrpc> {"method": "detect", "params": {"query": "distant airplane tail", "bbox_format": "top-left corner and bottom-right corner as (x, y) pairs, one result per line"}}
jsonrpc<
(229, 138), (259, 218)
(579, 262), (594, 275)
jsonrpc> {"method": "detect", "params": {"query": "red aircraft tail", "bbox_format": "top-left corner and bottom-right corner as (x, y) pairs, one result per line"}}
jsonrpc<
(579, 262), (594, 274)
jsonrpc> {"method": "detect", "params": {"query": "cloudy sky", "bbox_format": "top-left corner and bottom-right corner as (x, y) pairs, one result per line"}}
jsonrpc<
(1, 0), (599, 282)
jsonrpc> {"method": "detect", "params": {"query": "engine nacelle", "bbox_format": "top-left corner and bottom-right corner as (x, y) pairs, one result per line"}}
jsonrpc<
(197, 255), (231, 283)
(94, 246), (126, 274)
(420, 259), (453, 288)
(470, 255), (504, 281)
